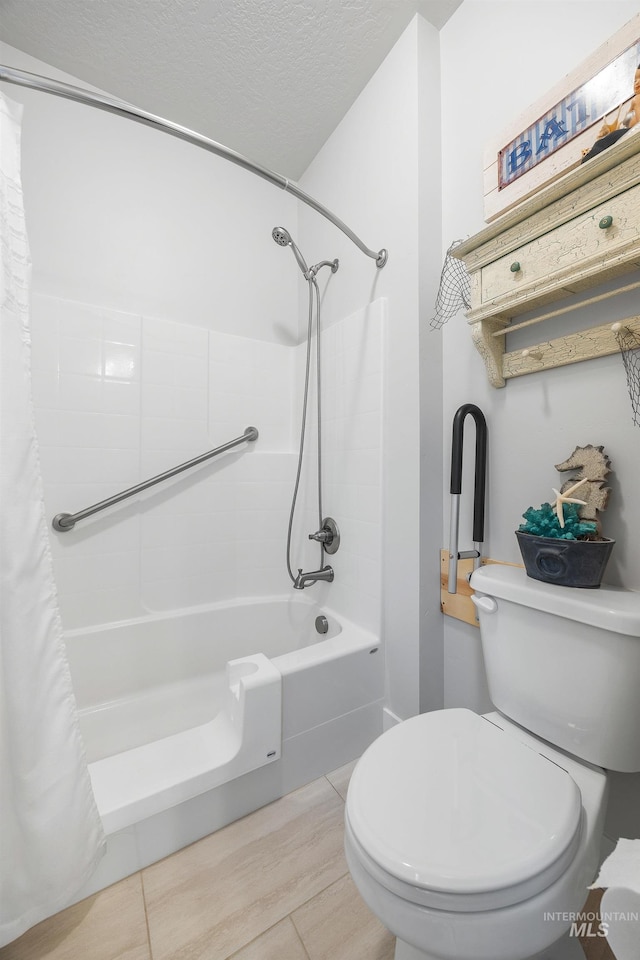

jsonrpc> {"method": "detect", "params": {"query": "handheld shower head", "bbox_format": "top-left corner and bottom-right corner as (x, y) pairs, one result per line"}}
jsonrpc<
(272, 226), (310, 278)
(272, 226), (292, 247)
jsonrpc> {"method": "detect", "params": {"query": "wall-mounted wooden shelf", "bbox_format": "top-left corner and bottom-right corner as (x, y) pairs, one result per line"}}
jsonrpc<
(452, 132), (640, 387)
(502, 314), (640, 381)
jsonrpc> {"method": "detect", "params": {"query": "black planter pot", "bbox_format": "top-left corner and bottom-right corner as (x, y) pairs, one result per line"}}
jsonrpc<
(515, 531), (615, 588)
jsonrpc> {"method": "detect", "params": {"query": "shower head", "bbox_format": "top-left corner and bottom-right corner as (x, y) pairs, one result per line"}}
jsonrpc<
(272, 226), (310, 278)
(272, 226), (292, 247)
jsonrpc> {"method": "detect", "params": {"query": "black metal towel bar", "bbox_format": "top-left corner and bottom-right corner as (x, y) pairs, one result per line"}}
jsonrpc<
(447, 404), (487, 594)
(52, 426), (258, 532)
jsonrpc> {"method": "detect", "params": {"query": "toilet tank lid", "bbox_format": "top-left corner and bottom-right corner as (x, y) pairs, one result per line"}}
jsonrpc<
(470, 565), (640, 636)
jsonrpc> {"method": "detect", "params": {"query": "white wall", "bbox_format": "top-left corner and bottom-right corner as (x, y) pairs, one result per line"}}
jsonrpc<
(291, 298), (385, 635)
(0, 41), (301, 630)
(440, 0), (640, 837)
(418, 15), (445, 713)
(31, 294), (296, 628)
(0, 41), (299, 341)
(3, 41), (386, 639)
(299, 15), (444, 721)
(30, 287), (385, 632)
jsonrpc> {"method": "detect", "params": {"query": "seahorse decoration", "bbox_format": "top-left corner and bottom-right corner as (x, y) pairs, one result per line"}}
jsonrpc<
(554, 444), (611, 532)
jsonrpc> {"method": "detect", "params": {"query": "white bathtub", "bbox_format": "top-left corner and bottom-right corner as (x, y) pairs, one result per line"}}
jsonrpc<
(64, 595), (383, 897)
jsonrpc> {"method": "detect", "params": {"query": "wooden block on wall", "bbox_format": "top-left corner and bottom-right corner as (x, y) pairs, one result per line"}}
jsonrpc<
(440, 551), (524, 628)
(440, 550), (479, 628)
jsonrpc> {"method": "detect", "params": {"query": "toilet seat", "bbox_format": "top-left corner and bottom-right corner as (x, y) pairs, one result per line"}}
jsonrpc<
(346, 708), (583, 912)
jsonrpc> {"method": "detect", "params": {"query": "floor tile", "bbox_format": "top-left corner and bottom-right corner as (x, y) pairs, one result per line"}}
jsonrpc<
(0, 874), (150, 960)
(228, 918), (309, 960)
(142, 777), (347, 960)
(325, 760), (357, 801)
(292, 873), (395, 960)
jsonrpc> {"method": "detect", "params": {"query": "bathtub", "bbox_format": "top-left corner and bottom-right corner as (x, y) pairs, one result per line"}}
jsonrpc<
(64, 595), (383, 897)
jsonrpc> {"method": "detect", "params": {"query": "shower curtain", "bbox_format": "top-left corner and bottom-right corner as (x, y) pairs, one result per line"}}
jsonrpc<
(0, 92), (105, 947)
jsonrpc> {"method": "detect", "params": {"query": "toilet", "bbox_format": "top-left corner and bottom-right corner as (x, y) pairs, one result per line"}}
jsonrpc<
(345, 565), (640, 960)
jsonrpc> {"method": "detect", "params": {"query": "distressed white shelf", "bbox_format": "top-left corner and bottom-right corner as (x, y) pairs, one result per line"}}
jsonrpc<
(452, 130), (640, 387)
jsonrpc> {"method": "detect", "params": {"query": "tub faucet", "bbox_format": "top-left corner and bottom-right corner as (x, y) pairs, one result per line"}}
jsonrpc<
(293, 565), (334, 590)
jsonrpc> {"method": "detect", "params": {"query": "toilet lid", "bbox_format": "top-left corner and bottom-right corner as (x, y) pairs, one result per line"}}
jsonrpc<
(347, 709), (582, 907)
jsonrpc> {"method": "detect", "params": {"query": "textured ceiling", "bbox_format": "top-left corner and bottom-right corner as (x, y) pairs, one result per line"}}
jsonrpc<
(0, 0), (461, 178)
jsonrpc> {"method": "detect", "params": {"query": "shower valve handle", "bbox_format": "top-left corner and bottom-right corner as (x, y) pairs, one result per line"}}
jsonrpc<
(308, 517), (340, 555)
(309, 529), (332, 543)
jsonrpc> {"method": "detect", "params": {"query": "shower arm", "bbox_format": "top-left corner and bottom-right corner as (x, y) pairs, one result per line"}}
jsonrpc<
(0, 65), (388, 268)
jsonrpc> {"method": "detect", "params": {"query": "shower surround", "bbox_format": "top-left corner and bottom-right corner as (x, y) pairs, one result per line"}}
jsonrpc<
(32, 293), (383, 632)
(29, 289), (385, 894)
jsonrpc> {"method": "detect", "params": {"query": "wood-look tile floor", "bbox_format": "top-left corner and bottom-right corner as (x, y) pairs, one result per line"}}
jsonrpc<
(1, 762), (396, 960)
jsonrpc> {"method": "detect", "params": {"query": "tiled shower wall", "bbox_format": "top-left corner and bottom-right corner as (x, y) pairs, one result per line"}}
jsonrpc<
(30, 293), (384, 634)
(31, 294), (295, 629)
(292, 299), (385, 634)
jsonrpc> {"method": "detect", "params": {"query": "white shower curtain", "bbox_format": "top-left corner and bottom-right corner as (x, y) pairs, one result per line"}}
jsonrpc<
(0, 92), (105, 947)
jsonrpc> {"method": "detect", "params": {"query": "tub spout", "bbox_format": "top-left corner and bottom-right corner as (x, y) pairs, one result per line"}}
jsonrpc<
(293, 565), (334, 590)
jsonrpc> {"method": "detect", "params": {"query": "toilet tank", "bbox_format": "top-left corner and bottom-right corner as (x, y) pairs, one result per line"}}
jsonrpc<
(469, 565), (640, 772)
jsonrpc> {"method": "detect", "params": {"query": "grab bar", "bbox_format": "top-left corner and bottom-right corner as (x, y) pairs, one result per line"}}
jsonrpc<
(52, 426), (258, 531)
(447, 405), (487, 593)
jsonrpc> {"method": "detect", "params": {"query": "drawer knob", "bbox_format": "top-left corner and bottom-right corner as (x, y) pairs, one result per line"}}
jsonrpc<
(510, 261), (521, 273)
(599, 215), (614, 229)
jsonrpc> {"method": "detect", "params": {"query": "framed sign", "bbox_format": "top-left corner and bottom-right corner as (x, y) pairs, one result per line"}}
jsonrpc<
(484, 14), (640, 222)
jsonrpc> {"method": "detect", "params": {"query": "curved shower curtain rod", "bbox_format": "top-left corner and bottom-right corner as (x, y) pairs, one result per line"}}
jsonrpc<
(0, 65), (388, 268)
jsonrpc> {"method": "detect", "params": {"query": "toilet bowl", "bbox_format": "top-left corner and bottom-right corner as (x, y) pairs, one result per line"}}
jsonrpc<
(345, 566), (640, 960)
(345, 708), (608, 960)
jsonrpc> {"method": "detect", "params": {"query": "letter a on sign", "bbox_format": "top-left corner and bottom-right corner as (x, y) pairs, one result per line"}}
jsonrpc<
(536, 116), (569, 154)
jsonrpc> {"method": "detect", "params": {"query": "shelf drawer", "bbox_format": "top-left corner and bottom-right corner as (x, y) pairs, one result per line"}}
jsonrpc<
(480, 183), (640, 304)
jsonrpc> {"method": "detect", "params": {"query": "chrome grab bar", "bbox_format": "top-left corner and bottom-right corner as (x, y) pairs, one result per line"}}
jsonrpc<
(52, 426), (258, 532)
(447, 405), (487, 594)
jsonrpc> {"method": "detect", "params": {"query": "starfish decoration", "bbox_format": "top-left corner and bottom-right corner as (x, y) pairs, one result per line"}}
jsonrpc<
(550, 478), (588, 528)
